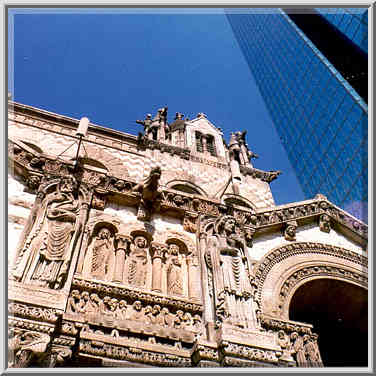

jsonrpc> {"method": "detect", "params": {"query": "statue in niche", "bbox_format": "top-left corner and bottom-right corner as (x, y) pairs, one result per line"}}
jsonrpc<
(127, 235), (149, 288)
(166, 243), (183, 296)
(132, 166), (162, 221)
(90, 228), (114, 281)
(192, 314), (202, 331)
(205, 216), (258, 330)
(173, 310), (185, 329)
(24, 176), (82, 289)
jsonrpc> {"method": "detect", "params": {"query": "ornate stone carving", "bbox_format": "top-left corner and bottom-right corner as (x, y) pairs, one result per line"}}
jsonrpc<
(183, 211), (198, 233)
(303, 334), (323, 367)
(127, 234), (149, 288)
(284, 221), (297, 241)
(11, 175), (89, 290)
(132, 166), (162, 221)
(9, 302), (61, 323)
(221, 341), (279, 364)
(8, 329), (51, 368)
(72, 277), (203, 312)
(166, 243), (184, 296)
(90, 228), (114, 281)
(319, 213), (331, 233)
(253, 242), (368, 309)
(79, 339), (191, 367)
(205, 216), (258, 329)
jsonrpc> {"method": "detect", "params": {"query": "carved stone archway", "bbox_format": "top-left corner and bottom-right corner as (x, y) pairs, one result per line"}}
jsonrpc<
(254, 242), (367, 320)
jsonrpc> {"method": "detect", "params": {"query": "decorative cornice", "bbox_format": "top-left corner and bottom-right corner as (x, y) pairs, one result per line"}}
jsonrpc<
(8, 301), (62, 323)
(8, 139), (368, 241)
(259, 315), (313, 335)
(8, 316), (55, 334)
(72, 277), (203, 313)
(79, 339), (192, 367)
(220, 341), (279, 363)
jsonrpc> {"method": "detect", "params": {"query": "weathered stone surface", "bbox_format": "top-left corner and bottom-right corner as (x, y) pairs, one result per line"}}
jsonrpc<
(8, 101), (367, 368)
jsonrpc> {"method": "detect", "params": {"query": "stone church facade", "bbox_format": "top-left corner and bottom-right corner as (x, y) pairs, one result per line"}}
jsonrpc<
(8, 100), (368, 368)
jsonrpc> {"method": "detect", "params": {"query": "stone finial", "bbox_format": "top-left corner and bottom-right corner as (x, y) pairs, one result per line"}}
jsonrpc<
(314, 193), (327, 200)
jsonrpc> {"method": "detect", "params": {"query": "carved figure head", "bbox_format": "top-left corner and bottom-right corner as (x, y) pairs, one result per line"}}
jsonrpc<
(224, 218), (236, 234)
(145, 305), (153, 315)
(176, 310), (184, 319)
(71, 290), (80, 299)
(119, 300), (127, 309)
(161, 307), (169, 315)
(90, 293), (100, 304)
(193, 314), (201, 323)
(59, 176), (77, 194)
(98, 228), (111, 240)
(133, 301), (142, 311)
(134, 236), (147, 249)
(312, 333), (319, 341)
(103, 296), (111, 306)
(290, 332), (299, 341)
(81, 291), (90, 301)
(169, 244), (179, 256)
(152, 305), (161, 315)
(110, 298), (118, 311)
(278, 330), (286, 339)
(303, 334), (310, 343)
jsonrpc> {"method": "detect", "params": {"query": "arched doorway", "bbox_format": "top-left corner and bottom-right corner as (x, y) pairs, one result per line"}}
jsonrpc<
(289, 279), (368, 367)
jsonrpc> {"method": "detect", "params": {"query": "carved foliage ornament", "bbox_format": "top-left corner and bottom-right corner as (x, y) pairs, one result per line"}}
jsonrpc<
(253, 242), (368, 307)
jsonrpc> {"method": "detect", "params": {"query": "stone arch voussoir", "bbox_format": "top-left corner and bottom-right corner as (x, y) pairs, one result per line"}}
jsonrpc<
(254, 242), (367, 320)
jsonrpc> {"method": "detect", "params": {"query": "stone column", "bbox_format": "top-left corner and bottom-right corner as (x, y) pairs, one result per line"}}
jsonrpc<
(202, 135), (208, 155)
(150, 242), (167, 293)
(113, 234), (131, 284)
(187, 253), (201, 301)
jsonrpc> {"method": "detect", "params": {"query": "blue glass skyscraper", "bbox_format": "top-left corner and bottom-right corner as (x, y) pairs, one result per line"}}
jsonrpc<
(226, 8), (368, 222)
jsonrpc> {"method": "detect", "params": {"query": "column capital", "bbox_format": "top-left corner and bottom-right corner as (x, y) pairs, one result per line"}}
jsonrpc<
(150, 242), (168, 259)
(115, 234), (132, 250)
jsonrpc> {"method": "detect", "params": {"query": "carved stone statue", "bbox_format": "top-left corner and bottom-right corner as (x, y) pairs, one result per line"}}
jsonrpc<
(12, 176), (86, 290)
(127, 235), (149, 288)
(160, 307), (173, 327)
(30, 177), (80, 289)
(66, 290), (81, 313)
(132, 166), (162, 221)
(277, 330), (293, 362)
(205, 216), (258, 330)
(115, 300), (128, 322)
(290, 332), (306, 366)
(90, 228), (114, 280)
(136, 114), (153, 139)
(166, 244), (183, 296)
(228, 131), (257, 166)
(304, 334), (323, 367)
(128, 300), (143, 321)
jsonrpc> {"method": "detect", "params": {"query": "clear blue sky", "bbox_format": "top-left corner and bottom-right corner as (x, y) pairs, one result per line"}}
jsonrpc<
(8, 8), (305, 206)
